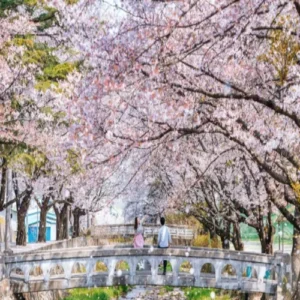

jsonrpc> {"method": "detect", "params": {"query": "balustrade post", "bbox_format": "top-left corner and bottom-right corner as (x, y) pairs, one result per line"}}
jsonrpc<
(2, 257), (8, 279)
(62, 261), (73, 288)
(215, 261), (222, 284)
(257, 265), (267, 283)
(86, 259), (94, 286)
(41, 262), (50, 283)
(150, 257), (157, 284)
(193, 260), (201, 286)
(129, 257), (136, 285)
(276, 264), (282, 285)
(236, 262), (243, 289)
(170, 258), (179, 286)
(107, 258), (116, 286)
(24, 264), (30, 283)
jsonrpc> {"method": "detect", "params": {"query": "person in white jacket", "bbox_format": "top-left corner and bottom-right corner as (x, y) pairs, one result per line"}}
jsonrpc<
(158, 217), (172, 275)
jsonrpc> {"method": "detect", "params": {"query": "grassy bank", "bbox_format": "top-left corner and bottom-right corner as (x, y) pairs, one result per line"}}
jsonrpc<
(183, 287), (236, 300)
(64, 286), (238, 300)
(64, 286), (130, 300)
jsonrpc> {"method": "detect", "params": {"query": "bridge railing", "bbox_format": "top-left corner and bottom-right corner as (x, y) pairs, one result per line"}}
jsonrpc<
(91, 224), (195, 239)
(5, 246), (291, 296)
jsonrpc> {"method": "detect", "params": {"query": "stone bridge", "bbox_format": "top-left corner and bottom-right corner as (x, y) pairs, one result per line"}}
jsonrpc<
(1, 246), (290, 298)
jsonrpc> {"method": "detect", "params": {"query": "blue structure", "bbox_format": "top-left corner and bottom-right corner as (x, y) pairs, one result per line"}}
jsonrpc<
(26, 211), (56, 243)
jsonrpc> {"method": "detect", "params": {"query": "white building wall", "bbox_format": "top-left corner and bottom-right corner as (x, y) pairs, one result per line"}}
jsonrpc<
(50, 223), (56, 241)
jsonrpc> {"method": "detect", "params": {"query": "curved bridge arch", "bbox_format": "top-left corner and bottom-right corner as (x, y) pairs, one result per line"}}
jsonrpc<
(4, 246), (290, 296)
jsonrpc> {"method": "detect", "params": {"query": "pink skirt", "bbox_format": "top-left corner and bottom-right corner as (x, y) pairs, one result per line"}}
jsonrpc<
(133, 233), (144, 248)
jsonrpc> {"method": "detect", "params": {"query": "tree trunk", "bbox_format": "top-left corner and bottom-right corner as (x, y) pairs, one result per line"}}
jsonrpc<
(56, 214), (68, 240)
(55, 210), (62, 240)
(0, 162), (7, 211)
(61, 210), (68, 239)
(37, 206), (48, 242)
(16, 210), (27, 246)
(292, 207), (300, 286)
(221, 236), (230, 249)
(232, 222), (244, 251)
(37, 190), (53, 243)
(54, 203), (69, 240)
(16, 189), (32, 246)
(259, 229), (274, 255)
(72, 208), (86, 238)
(73, 211), (80, 238)
(255, 205), (274, 255)
(258, 226), (274, 255)
(55, 211), (64, 240)
(221, 222), (231, 249)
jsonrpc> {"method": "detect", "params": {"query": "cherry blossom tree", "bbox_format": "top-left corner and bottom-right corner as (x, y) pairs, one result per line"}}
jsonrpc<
(84, 0), (300, 279)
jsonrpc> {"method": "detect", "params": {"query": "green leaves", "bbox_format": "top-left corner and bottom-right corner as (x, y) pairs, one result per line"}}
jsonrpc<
(0, 0), (40, 17)
(30, 5), (59, 31)
(11, 37), (79, 91)
(35, 61), (79, 91)
(11, 98), (22, 111)
(67, 149), (83, 174)
(65, 0), (79, 5)
(0, 0), (23, 16)
(42, 62), (77, 81)
(257, 16), (300, 86)
(39, 106), (67, 125)
(34, 81), (58, 92)
(0, 141), (47, 178)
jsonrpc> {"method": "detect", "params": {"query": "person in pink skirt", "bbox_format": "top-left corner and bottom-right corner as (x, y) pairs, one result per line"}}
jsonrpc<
(133, 216), (146, 248)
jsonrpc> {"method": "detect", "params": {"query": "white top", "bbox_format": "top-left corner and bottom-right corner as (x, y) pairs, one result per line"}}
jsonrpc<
(158, 225), (172, 247)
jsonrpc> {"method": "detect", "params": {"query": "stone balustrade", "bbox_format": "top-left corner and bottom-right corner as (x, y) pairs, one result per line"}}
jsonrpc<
(3, 246), (290, 297)
(91, 224), (195, 240)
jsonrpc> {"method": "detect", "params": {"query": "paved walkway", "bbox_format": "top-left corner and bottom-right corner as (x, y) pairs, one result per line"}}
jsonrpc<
(0, 241), (56, 253)
(241, 241), (292, 254)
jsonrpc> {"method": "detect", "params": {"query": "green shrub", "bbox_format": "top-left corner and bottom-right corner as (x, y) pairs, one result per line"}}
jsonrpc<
(96, 292), (109, 300)
(165, 286), (174, 292)
(158, 261), (172, 272)
(118, 285), (131, 294)
(158, 286), (174, 295)
(222, 264), (236, 276)
(183, 288), (231, 300)
(64, 286), (131, 300)
(71, 263), (86, 274)
(180, 261), (192, 272)
(115, 260), (129, 271)
(166, 213), (203, 232)
(95, 261), (108, 272)
(64, 289), (110, 300)
(210, 236), (221, 248)
(201, 263), (214, 274)
(191, 234), (221, 249)
(192, 235), (209, 247)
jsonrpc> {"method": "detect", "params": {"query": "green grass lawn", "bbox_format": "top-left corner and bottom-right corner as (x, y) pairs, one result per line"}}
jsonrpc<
(64, 286), (130, 300)
(183, 288), (234, 300)
(65, 286), (237, 300)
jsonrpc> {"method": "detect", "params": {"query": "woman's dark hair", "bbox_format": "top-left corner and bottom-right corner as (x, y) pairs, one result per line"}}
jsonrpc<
(134, 217), (138, 230)
(160, 217), (165, 225)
